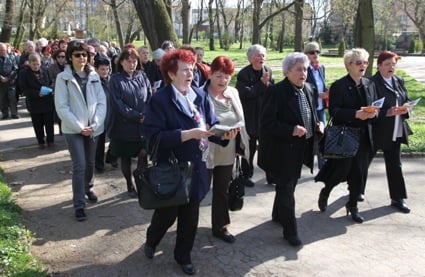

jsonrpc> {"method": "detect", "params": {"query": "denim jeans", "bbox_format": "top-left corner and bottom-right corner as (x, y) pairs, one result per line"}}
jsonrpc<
(65, 134), (98, 210)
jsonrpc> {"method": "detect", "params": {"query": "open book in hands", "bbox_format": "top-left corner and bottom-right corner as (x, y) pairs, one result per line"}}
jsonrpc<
(208, 121), (244, 136)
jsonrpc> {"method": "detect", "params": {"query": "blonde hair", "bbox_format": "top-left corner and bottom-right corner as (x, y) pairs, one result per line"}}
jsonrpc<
(343, 48), (369, 67)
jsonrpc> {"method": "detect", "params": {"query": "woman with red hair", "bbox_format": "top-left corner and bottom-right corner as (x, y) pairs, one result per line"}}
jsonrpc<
(143, 49), (236, 275)
(369, 50), (412, 213)
(203, 56), (249, 243)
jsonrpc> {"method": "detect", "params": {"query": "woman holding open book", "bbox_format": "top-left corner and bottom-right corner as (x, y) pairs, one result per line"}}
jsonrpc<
(203, 56), (249, 243)
(369, 51), (412, 213)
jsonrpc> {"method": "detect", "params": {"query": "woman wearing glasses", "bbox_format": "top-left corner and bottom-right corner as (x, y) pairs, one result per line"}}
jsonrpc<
(304, 41), (328, 169)
(48, 49), (67, 135)
(54, 40), (107, 221)
(315, 48), (378, 223)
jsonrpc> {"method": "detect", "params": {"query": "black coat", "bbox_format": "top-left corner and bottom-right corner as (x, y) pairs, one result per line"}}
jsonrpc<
(236, 64), (274, 136)
(315, 75), (378, 184)
(258, 78), (320, 182)
(19, 67), (53, 114)
(370, 72), (411, 149)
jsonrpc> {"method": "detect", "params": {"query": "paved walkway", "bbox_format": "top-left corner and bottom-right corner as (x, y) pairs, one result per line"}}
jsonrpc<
(1, 58), (425, 276)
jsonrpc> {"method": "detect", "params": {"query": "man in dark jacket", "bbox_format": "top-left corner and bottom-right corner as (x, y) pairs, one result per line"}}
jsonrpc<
(0, 42), (19, 119)
(236, 44), (274, 186)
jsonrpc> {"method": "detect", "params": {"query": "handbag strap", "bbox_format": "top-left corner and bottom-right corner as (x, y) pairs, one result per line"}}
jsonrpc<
(150, 134), (178, 165)
(235, 156), (243, 177)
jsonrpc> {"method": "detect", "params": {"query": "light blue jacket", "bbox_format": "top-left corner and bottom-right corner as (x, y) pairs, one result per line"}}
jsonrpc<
(54, 65), (107, 136)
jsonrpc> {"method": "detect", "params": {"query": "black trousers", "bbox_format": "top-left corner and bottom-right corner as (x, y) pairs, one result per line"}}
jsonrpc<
(30, 111), (54, 144)
(146, 200), (200, 265)
(207, 164), (233, 232)
(95, 131), (117, 170)
(272, 177), (298, 237)
(369, 143), (407, 200)
(241, 134), (274, 183)
(241, 134), (258, 178)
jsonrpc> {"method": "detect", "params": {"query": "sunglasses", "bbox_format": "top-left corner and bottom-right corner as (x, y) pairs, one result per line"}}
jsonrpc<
(352, 60), (369, 66)
(308, 50), (320, 55)
(72, 53), (88, 58)
(57, 55), (66, 58)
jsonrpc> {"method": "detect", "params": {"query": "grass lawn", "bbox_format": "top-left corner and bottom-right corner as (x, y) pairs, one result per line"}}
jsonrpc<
(0, 169), (46, 276)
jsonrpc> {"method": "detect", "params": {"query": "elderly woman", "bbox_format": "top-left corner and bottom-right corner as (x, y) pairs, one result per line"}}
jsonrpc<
(203, 56), (249, 243)
(55, 40), (107, 220)
(315, 48), (378, 223)
(143, 49), (232, 275)
(369, 51), (411, 213)
(236, 44), (274, 187)
(19, 53), (54, 149)
(108, 48), (151, 197)
(258, 52), (323, 246)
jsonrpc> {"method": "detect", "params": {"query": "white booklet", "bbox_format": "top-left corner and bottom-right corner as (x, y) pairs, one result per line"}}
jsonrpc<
(209, 121), (244, 136)
(362, 97), (385, 112)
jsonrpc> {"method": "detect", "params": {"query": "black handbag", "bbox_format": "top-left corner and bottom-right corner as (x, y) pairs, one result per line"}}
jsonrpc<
(320, 117), (360, 159)
(133, 136), (193, 210)
(228, 157), (245, 211)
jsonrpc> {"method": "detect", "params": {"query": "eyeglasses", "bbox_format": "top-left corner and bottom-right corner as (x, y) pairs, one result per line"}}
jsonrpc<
(57, 55), (66, 58)
(72, 53), (88, 58)
(352, 60), (369, 66)
(308, 50), (320, 55)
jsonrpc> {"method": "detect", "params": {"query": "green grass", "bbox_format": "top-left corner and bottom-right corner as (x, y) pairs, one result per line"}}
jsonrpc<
(0, 169), (46, 277)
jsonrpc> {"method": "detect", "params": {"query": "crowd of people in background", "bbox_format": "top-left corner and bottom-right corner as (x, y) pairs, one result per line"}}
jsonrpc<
(0, 36), (414, 275)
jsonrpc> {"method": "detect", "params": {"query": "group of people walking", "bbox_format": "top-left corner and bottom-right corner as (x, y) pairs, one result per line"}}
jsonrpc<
(7, 36), (413, 275)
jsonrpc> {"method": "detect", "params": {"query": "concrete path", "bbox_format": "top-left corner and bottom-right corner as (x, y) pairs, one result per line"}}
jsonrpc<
(1, 57), (425, 276)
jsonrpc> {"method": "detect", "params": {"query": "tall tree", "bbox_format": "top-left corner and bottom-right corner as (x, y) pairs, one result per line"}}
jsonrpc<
(181, 0), (191, 44)
(354, 0), (374, 76)
(103, 0), (127, 48)
(294, 0), (304, 51)
(0, 0), (14, 42)
(132, 0), (179, 50)
(252, 0), (294, 45)
(401, 0), (425, 50)
(208, 0), (215, 50)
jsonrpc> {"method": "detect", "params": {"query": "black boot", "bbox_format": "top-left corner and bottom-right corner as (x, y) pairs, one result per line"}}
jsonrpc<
(345, 203), (364, 223)
(318, 188), (328, 212)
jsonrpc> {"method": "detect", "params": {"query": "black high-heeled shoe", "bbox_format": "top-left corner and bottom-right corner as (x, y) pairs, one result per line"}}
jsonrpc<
(345, 203), (364, 223)
(318, 188), (328, 212)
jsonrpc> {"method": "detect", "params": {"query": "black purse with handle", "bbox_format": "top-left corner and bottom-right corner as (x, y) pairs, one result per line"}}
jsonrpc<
(133, 135), (193, 209)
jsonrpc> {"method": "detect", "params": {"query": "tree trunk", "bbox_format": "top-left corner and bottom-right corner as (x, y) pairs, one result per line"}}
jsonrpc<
(208, 0), (215, 50)
(252, 0), (263, 44)
(0, 0), (14, 42)
(132, 0), (178, 50)
(110, 0), (124, 48)
(354, 0), (374, 77)
(294, 0), (304, 52)
(181, 0), (191, 44)
(14, 0), (28, 49)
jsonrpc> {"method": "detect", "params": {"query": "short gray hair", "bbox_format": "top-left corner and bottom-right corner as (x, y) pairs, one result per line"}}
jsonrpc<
(304, 41), (320, 54)
(282, 52), (309, 74)
(247, 44), (266, 59)
(24, 40), (35, 51)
